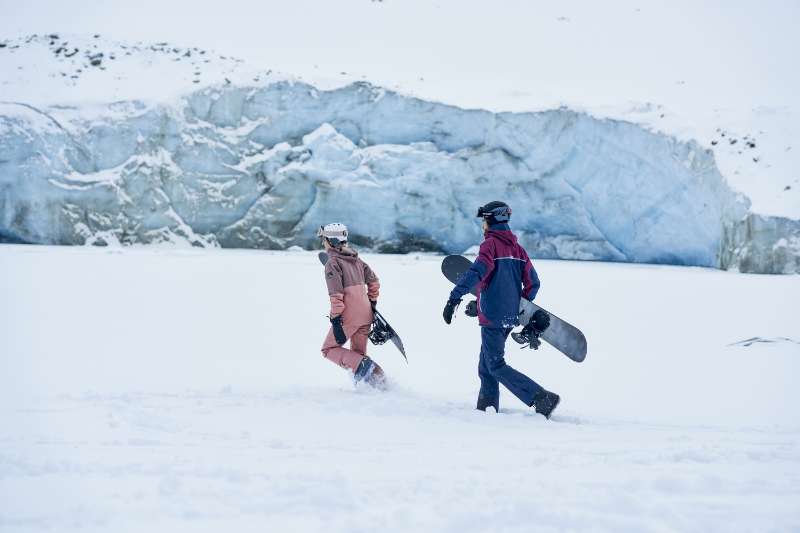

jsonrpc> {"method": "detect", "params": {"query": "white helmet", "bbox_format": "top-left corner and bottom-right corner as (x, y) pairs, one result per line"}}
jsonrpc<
(317, 222), (348, 247)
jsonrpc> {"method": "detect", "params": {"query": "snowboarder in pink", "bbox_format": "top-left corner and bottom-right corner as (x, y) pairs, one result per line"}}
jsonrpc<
(318, 223), (386, 388)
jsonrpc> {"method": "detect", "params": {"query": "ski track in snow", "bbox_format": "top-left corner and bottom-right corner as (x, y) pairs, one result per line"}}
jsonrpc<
(729, 337), (800, 348)
(1, 245), (799, 531)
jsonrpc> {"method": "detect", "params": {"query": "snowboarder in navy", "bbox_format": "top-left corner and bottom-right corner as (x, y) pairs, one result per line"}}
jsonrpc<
(442, 201), (561, 418)
(318, 223), (386, 389)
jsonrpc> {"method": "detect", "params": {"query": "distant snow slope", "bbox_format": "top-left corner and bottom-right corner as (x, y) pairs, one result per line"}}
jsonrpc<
(1, 246), (798, 531)
(1, 70), (798, 272)
(2, 0), (799, 217)
(1, 4), (799, 272)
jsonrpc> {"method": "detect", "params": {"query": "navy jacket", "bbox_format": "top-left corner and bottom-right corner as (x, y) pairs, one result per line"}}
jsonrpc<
(449, 223), (540, 328)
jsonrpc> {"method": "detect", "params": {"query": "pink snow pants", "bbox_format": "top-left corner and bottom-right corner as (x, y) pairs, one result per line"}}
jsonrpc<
(321, 323), (371, 371)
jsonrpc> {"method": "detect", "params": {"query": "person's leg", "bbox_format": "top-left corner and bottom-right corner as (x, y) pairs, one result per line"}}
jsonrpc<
(482, 327), (545, 407)
(350, 323), (387, 386)
(477, 330), (500, 411)
(349, 324), (371, 356)
(321, 325), (364, 372)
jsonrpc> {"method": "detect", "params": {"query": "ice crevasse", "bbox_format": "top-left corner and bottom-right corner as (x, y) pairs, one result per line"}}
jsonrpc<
(0, 81), (798, 273)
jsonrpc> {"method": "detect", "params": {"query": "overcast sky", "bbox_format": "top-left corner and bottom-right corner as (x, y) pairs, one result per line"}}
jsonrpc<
(2, 0), (798, 112)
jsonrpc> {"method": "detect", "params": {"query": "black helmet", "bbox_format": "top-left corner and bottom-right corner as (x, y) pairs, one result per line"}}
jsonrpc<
(477, 201), (512, 225)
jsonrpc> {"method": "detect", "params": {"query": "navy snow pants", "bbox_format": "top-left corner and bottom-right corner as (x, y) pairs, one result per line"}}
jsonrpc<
(477, 327), (544, 411)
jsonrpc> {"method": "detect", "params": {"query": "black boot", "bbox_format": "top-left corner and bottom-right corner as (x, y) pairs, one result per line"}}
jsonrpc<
(476, 395), (498, 412)
(353, 356), (387, 390)
(531, 390), (560, 419)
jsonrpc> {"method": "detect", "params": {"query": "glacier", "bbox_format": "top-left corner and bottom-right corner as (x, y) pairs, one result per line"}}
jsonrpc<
(1, 81), (798, 273)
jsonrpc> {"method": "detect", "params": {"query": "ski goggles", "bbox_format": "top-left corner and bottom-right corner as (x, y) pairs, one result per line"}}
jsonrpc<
(476, 205), (512, 222)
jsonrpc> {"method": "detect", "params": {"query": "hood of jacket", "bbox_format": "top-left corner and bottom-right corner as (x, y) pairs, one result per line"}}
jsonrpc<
(484, 223), (518, 247)
(328, 246), (359, 261)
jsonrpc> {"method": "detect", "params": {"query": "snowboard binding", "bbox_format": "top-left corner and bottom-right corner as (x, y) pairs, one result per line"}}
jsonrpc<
(368, 312), (395, 346)
(512, 309), (551, 350)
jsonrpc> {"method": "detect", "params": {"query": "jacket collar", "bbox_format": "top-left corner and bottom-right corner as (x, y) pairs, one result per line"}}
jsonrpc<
(328, 246), (358, 259)
(487, 223), (510, 232)
(484, 223), (517, 246)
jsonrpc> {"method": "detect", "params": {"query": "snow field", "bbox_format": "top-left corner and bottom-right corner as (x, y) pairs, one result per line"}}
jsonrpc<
(1, 245), (799, 531)
(1, 1), (799, 529)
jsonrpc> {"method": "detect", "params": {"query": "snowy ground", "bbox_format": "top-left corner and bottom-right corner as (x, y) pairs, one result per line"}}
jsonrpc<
(1, 245), (799, 531)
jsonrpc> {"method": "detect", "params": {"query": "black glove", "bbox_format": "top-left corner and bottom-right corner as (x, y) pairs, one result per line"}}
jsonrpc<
(443, 298), (460, 324)
(330, 315), (347, 345)
(464, 300), (478, 318)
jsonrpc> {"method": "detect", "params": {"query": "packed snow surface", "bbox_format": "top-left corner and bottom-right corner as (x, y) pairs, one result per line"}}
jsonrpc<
(1, 246), (799, 531)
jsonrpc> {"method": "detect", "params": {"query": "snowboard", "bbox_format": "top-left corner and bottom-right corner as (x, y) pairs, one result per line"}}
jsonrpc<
(441, 255), (587, 363)
(318, 252), (407, 362)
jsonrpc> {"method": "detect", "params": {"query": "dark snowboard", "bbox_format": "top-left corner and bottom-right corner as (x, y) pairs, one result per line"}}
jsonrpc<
(441, 254), (587, 363)
(318, 252), (407, 362)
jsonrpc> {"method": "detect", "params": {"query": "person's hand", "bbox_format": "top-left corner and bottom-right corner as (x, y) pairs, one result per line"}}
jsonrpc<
(443, 299), (461, 324)
(464, 300), (478, 317)
(330, 315), (347, 345)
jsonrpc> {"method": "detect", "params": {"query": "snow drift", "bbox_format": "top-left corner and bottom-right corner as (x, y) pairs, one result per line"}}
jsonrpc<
(1, 82), (798, 273)
(2, 245), (800, 531)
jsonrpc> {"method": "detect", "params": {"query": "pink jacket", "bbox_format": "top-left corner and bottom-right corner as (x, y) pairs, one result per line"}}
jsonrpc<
(324, 247), (380, 327)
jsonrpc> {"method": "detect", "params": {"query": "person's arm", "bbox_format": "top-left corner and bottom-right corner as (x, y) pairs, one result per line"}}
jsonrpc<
(444, 241), (496, 324)
(449, 240), (495, 301)
(325, 260), (345, 317)
(325, 260), (347, 344)
(521, 250), (540, 302)
(364, 262), (380, 306)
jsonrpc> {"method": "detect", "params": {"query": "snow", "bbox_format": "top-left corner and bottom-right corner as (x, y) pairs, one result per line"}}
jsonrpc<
(1, 1), (799, 219)
(2, 4), (799, 271)
(1, 245), (799, 531)
(1, 3), (799, 529)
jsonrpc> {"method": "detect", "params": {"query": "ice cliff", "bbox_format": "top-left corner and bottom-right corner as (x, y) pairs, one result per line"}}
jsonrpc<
(1, 82), (798, 273)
